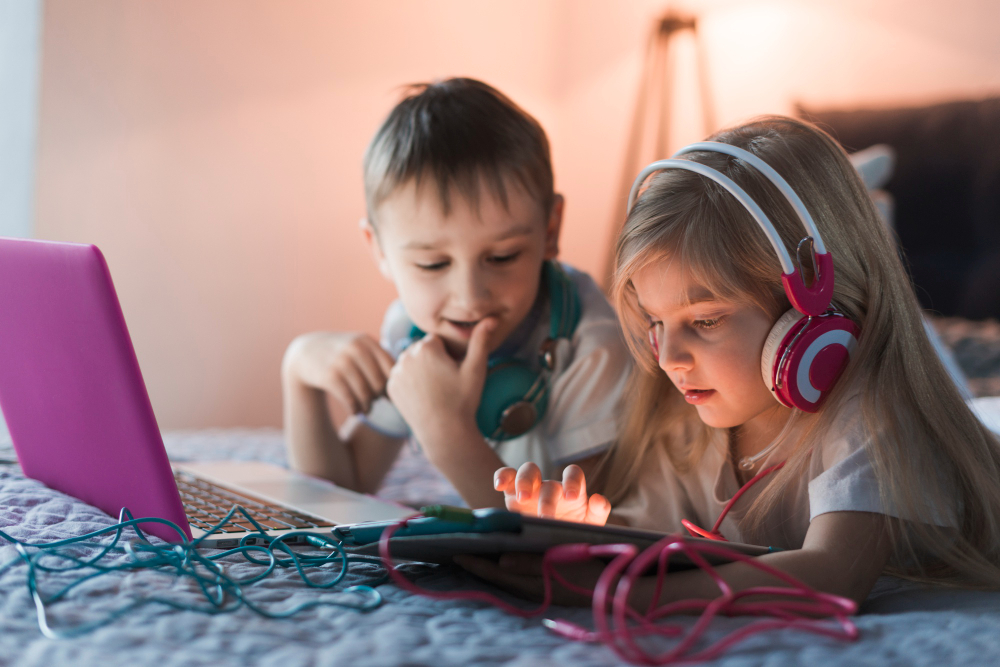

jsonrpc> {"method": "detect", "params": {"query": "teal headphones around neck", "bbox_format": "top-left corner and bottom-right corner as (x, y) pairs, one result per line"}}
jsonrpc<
(407, 261), (582, 442)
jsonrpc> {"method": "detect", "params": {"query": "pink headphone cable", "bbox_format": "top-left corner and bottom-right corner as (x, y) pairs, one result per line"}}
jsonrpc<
(681, 461), (786, 541)
(377, 509), (858, 665)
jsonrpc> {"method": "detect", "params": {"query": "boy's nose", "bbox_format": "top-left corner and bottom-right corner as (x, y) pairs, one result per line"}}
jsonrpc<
(450, 266), (492, 313)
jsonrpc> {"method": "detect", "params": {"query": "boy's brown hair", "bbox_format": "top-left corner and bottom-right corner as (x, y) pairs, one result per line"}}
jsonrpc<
(363, 78), (554, 224)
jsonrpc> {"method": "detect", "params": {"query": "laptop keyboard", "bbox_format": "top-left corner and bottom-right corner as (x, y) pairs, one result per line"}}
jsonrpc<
(174, 471), (335, 534)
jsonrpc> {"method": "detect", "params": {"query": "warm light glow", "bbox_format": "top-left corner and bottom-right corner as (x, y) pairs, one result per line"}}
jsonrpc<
(33, 0), (1000, 427)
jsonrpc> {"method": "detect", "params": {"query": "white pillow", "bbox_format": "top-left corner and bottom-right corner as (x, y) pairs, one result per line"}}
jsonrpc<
(970, 396), (1000, 436)
(849, 144), (896, 229)
(849, 143), (895, 190)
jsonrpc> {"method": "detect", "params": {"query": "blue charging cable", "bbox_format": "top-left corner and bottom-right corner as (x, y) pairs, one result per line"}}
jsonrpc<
(0, 505), (386, 639)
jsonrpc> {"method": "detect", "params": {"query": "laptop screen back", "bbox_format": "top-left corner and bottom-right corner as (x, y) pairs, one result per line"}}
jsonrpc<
(0, 237), (190, 541)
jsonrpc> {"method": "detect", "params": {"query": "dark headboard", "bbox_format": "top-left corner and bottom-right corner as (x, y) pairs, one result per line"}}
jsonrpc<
(798, 97), (1000, 320)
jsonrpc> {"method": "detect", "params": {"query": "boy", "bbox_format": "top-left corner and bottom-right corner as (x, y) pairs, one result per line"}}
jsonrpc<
(282, 78), (631, 508)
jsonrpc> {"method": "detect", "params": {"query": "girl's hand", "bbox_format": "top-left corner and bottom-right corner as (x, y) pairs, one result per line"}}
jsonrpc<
(282, 332), (395, 415)
(387, 318), (496, 450)
(494, 462), (611, 526)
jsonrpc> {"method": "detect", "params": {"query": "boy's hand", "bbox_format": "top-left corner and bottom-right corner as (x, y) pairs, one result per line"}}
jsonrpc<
(283, 332), (395, 415)
(386, 318), (496, 448)
(494, 462), (611, 526)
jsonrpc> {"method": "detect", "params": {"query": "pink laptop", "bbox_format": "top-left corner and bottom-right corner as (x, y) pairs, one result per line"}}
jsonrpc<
(0, 237), (408, 545)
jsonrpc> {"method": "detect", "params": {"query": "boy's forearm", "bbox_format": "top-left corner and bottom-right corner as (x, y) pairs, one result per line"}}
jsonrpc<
(418, 419), (506, 509)
(282, 371), (359, 489)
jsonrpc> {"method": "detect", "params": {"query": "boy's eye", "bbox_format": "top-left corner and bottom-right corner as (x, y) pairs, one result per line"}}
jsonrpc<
(416, 260), (449, 271)
(693, 317), (723, 330)
(488, 252), (520, 265)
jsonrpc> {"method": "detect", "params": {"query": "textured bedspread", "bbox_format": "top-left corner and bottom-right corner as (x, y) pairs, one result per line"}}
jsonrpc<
(3, 402), (1000, 667)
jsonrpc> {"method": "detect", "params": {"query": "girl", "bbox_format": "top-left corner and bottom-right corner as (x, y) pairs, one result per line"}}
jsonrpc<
(468, 116), (1000, 607)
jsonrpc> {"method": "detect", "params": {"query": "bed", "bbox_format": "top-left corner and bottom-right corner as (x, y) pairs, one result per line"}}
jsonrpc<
(2, 326), (1000, 667)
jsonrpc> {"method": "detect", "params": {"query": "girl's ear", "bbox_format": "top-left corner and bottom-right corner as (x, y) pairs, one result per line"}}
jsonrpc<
(543, 194), (565, 261)
(360, 217), (392, 280)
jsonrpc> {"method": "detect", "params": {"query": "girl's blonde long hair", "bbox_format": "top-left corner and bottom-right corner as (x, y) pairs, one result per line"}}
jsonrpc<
(605, 115), (1000, 586)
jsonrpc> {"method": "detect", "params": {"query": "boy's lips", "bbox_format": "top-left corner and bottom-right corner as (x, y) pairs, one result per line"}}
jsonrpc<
(443, 318), (489, 339)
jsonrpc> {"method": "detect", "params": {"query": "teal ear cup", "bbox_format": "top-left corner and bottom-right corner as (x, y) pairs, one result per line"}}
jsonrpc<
(476, 361), (549, 440)
(404, 260), (581, 442)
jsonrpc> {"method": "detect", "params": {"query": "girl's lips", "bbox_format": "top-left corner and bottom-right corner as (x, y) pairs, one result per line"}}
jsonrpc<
(683, 389), (716, 404)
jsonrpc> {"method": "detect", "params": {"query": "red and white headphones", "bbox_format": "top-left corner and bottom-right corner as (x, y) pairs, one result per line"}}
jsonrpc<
(627, 141), (860, 413)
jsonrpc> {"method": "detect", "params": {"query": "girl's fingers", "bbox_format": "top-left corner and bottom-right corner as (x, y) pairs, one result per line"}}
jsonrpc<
(561, 464), (586, 502)
(503, 495), (524, 513)
(514, 463), (542, 504)
(537, 480), (564, 518)
(584, 493), (612, 526)
(494, 467), (516, 493)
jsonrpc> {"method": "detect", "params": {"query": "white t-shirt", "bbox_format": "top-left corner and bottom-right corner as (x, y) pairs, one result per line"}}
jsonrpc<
(361, 263), (633, 479)
(612, 396), (957, 550)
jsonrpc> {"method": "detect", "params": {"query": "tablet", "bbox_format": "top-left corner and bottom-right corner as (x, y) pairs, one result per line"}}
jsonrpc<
(334, 506), (775, 567)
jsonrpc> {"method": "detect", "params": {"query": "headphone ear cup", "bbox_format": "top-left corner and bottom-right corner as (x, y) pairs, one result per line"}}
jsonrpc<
(767, 312), (861, 413)
(477, 362), (548, 441)
(760, 309), (805, 407)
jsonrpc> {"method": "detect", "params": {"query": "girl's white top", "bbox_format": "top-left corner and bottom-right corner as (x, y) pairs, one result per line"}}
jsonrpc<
(612, 395), (958, 550)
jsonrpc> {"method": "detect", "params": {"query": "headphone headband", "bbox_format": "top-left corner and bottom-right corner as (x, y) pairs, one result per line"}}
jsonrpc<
(626, 141), (835, 316)
(626, 158), (797, 275)
(544, 261), (581, 341)
(673, 142), (827, 254)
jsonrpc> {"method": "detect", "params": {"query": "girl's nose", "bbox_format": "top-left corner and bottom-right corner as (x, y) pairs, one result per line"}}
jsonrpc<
(658, 328), (694, 374)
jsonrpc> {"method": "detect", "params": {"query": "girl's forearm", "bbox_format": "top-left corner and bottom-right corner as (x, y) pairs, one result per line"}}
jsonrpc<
(621, 511), (892, 611)
(629, 545), (883, 611)
(626, 552), (807, 611)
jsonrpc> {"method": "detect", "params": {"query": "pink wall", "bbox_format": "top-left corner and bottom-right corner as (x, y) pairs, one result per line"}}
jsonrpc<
(34, 0), (1000, 428)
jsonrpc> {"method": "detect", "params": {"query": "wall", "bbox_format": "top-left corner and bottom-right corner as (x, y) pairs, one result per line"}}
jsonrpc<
(33, 0), (1000, 428)
(0, 0), (43, 440)
(0, 0), (41, 240)
(35, 1), (561, 428)
(552, 0), (1000, 279)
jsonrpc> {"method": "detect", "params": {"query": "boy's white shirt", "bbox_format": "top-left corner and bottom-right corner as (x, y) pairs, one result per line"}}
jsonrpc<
(361, 263), (633, 479)
(612, 394), (958, 550)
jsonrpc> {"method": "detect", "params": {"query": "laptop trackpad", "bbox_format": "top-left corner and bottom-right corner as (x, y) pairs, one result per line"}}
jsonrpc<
(174, 461), (411, 524)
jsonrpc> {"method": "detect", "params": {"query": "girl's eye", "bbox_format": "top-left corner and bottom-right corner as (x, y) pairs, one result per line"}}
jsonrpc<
(416, 261), (449, 271)
(693, 317), (723, 330)
(488, 252), (520, 265)
(646, 318), (662, 355)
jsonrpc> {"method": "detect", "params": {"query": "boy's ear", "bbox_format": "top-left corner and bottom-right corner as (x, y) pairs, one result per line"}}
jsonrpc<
(360, 217), (392, 280)
(543, 194), (564, 261)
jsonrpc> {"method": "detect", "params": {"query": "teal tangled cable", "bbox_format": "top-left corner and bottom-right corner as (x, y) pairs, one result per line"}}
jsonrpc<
(0, 505), (386, 639)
